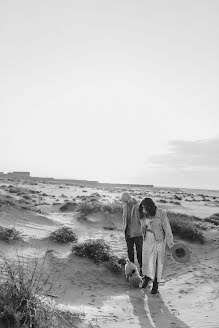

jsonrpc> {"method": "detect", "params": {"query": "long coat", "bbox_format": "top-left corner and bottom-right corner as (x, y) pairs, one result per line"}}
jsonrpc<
(141, 208), (174, 282)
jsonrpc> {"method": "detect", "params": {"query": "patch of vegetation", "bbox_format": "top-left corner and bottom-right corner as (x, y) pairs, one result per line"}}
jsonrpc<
(103, 226), (117, 231)
(0, 255), (85, 328)
(59, 201), (77, 212)
(0, 226), (22, 242)
(205, 213), (219, 226)
(193, 221), (214, 230)
(174, 195), (182, 201)
(22, 195), (31, 200)
(102, 202), (123, 215)
(50, 226), (78, 243)
(0, 196), (18, 209)
(0, 258), (57, 328)
(71, 238), (123, 273)
(167, 211), (205, 244)
(77, 200), (123, 216)
(104, 255), (122, 273)
(169, 200), (181, 205)
(77, 201), (102, 216)
(158, 199), (167, 203)
(71, 238), (111, 263)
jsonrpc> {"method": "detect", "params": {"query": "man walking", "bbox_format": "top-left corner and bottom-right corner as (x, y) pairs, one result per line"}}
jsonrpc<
(121, 192), (143, 276)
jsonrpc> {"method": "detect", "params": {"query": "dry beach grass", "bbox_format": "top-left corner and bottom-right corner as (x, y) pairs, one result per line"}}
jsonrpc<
(0, 255), (86, 328)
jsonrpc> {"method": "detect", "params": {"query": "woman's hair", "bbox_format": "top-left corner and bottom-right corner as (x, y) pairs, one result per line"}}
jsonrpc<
(139, 198), (157, 218)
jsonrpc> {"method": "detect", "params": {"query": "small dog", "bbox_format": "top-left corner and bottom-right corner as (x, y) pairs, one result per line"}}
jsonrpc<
(124, 258), (142, 288)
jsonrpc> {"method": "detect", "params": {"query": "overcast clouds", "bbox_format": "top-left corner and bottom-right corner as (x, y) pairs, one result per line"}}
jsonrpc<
(150, 138), (219, 169)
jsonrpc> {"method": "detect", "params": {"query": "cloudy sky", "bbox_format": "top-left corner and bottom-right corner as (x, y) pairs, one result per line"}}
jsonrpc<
(1, 0), (219, 189)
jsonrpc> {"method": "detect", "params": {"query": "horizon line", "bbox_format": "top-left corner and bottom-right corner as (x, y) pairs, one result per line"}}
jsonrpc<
(1, 171), (219, 192)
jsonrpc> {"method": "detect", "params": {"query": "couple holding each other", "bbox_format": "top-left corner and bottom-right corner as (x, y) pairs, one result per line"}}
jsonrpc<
(121, 192), (174, 294)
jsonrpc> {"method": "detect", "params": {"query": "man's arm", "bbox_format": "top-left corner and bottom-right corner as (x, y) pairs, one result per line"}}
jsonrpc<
(122, 203), (127, 232)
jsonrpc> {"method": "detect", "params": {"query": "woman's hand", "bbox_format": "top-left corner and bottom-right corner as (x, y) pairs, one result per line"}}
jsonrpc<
(168, 240), (175, 248)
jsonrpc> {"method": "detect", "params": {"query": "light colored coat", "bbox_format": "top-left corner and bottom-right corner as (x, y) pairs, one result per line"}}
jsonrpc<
(122, 201), (143, 238)
(141, 208), (174, 248)
(141, 208), (174, 282)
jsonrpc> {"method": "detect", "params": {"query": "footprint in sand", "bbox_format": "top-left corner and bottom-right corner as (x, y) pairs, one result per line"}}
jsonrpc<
(179, 287), (194, 294)
(171, 308), (180, 315)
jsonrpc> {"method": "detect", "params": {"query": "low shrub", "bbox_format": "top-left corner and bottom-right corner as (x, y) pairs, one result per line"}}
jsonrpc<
(0, 226), (21, 242)
(104, 255), (122, 273)
(212, 213), (219, 217)
(205, 213), (219, 226)
(102, 202), (123, 215)
(103, 226), (117, 231)
(174, 195), (182, 200)
(50, 227), (78, 243)
(193, 221), (214, 230)
(77, 200), (122, 216)
(77, 202), (102, 216)
(59, 201), (77, 212)
(167, 211), (205, 244)
(71, 239), (123, 273)
(71, 238), (111, 263)
(158, 199), (167, 203)
(169, 200), (181, 205)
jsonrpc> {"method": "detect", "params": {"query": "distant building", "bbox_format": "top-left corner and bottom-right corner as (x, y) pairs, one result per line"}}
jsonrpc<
(49, 179), (99, 186)
(3, 172), (31, 179)
(10, 171), (30, 177)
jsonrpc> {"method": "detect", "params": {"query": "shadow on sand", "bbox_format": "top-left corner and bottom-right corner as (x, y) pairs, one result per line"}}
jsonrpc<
(128, 288), (189, 328)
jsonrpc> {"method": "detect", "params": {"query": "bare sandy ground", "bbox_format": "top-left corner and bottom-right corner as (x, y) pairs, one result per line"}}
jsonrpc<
(0, 181), (219, 328)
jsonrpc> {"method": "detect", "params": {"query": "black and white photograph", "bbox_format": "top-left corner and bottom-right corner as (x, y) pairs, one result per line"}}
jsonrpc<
(0, 1), (219, 327)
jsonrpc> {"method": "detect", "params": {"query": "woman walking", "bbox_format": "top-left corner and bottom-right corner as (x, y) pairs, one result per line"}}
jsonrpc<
(139, 198), (174, 294)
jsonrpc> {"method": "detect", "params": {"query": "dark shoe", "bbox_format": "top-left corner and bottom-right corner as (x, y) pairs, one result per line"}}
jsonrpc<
(151, 278), (159, 294)
(141, 275), (150, 288)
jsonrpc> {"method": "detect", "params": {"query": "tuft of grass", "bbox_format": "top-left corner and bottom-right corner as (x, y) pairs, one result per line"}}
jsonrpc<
(167, 211), (205, 244)
(205, 213), (219, 226)
(71, 238), (111, 263)
(103, 226), (117, 231)
(50, 227), (78, 243)
(193, 221), (214, 230)
(158, 199), (167, 203)
(0, 226), (22, 242)
(102, 202), (123, 215)
(59, 201), (77, 212)
(0, 257), (59, 328)
(104, 255), (122, 273)
(77, 200), (123, 216)
(77, 201), (102, 216)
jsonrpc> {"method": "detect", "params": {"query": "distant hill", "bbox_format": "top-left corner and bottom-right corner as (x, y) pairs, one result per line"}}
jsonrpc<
(0, 172), (153, 188)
